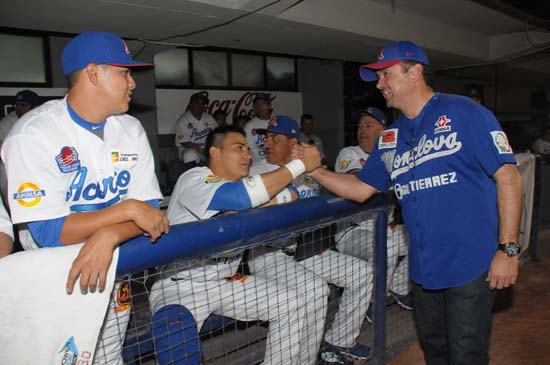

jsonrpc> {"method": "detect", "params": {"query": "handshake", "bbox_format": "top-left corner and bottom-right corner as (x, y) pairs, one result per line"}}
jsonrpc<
(291, 143), (322, 173)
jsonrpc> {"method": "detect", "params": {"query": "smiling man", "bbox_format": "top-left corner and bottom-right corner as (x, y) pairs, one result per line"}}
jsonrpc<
(2, 31), (169, 364)
(150, 124), (321, 365)
(301, 40), (522, 365)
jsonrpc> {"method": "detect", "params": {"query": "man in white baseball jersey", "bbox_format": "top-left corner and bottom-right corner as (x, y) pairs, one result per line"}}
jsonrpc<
(175, 91), (217, 165)
(1, 31), (169, 364)
(149, 124), (322, 365)
(249, 115), (372, 363)
(334, 108), (412, 314)
(244, 93), (272, 163)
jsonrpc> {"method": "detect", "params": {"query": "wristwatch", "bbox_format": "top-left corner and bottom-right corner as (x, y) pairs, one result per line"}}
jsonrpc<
(497, 242), (521, 257)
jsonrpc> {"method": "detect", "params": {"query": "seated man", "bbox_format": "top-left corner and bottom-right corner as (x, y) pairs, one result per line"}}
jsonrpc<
(149, 125), (321, 365)
(250, 115), (372, 363)
(334, 108), (412, 311)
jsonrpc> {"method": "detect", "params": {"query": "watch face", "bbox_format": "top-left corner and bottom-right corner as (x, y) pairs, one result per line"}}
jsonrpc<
(504, 244), (520, 257)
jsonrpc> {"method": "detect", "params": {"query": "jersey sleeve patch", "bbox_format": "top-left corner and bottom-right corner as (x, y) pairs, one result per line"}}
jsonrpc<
(204, 175), (223, 184)
(340, 159), (351, 171)
(490, 131), (513, 154)
(379, 128), (398, 149)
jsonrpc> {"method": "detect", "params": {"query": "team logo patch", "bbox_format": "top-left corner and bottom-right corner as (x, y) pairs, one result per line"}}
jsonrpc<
(379, 128), (398, 149)
(434, 115), (452, 134)
(114, 281), (132, 313)
(55, 146), (81, 173)
(340, 159), (351, 171)
(491, 131), (513, 154)
(111, 151), (138, 163)
(205, 175), (222, 184)
(359, 157), (366, 166)
(13, 182), (46, 207)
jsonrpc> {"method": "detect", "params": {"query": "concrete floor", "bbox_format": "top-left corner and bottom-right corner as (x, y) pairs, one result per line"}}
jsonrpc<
(387, 225), (550, 365)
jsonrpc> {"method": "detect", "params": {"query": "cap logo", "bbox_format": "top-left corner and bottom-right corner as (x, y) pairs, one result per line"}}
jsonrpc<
(378, 50), (384, 60)
(405, 51), (413, 57)
(269, 117), (278, 127)
(367, 107), (374, 114)
(122, 39), (130, 55)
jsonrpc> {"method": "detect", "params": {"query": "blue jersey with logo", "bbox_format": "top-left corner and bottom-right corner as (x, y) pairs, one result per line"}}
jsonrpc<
(358, 93), (516, 289)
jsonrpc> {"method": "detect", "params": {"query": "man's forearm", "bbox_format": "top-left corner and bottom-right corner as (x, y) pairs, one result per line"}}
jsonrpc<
(494, 164), (522, 243)
(308, 168), (377, 203)
(60, 200), (139, 244)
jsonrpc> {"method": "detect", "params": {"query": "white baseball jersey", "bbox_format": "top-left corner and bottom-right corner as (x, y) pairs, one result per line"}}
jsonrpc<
(2, 97), (162, 230)
(151, 165), (307, 364)
(335, 145), (369, 173)
(0, 111), (18, 146)
(249, 160), (372, 351)
(334, 144), (409, 296)
(165, 166), (242, 281)
(244, 116), (269, 163)
(1, 97), (162, 365)
(174, 111), (217, 163)
(299, 133), (325, 159)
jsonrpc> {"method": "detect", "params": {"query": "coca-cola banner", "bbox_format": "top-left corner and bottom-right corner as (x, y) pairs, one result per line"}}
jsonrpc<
(155, 89), (303, 135)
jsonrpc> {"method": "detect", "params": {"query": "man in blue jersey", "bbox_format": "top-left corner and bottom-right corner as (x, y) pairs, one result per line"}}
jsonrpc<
(301, 41), (522, 365)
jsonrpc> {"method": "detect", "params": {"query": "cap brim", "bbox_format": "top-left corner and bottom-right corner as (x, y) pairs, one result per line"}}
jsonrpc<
(106, 61), (154, 69)
(359, 60), (402, 81)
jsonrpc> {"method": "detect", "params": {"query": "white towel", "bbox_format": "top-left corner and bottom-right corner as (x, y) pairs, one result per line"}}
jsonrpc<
(0, 244), (118, 364)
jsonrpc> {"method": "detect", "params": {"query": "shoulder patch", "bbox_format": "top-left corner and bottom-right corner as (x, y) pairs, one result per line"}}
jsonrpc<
(340, 159), (351, 171)
(379, 128), (398, 149)
(490, 131), (512, 154)
(205, 175), (223, 184)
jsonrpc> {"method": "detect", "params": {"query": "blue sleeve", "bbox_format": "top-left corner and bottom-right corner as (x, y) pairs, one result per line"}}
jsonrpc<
(145, 199), (160, 209)
(28, 199), (159, 248)
(28, 216), (67, 248)
(207, 181), (253, 211)
(357, 146), (392, 192)
(467, 105), (516, 176)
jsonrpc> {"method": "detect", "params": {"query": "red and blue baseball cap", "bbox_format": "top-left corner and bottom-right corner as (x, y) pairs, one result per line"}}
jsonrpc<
(62, 31), (153, 75)
(257, 115), (300, 138)
(359, 41), (429, 82)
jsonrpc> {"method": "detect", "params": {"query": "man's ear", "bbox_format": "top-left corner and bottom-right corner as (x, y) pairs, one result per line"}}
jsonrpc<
(85, 63), (101, 86)
(209, 146), (221, 161)
(408, 63), (424, 83)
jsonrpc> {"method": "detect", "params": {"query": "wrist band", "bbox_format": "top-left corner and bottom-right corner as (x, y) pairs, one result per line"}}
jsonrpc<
(284, 159), (306, 180)
(276, 188), (293, 204)
(243, 174), (270, 207)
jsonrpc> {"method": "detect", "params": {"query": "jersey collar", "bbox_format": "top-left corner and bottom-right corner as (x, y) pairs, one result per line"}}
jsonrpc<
(66, 100), (106, 131)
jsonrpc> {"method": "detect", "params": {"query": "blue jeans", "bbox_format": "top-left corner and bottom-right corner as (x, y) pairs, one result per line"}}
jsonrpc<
(412, 270), (495, 365)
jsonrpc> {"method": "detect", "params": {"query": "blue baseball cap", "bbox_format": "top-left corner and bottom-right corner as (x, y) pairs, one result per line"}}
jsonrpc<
(355, 107), (387, 126)
(62, 31), (153, 75)
(15, 90), (40, 106)
(359, 41), (429, 82)
(257, 115), (300, 138)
